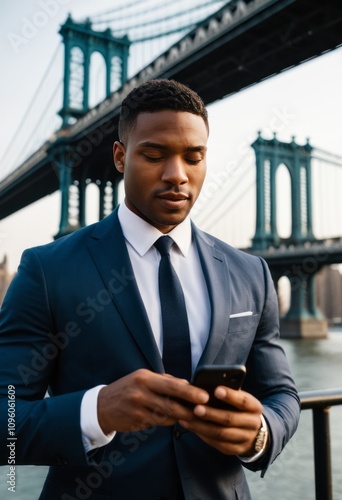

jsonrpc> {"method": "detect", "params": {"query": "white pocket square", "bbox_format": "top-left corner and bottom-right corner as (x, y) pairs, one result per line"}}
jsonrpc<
(229, 311), (253, 318)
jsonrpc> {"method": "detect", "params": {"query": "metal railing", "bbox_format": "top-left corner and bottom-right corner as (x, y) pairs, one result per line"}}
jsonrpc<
(299, 388), (342, 500)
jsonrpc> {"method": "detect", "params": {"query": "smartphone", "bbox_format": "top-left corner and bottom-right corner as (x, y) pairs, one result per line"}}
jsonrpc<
(192, 365), (246, 410)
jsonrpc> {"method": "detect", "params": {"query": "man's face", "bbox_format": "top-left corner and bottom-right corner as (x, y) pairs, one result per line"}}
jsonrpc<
(113, 110), (208, 233)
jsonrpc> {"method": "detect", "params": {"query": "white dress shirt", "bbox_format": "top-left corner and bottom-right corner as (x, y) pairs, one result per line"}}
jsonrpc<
(81, 202), (211, 452)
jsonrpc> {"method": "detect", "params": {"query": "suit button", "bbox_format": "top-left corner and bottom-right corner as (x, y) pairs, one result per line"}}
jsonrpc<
(173, 429), (182, 440)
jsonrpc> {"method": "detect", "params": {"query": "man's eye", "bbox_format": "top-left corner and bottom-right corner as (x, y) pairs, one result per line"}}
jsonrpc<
(186, 158), (202, 165)
(143, 155), (163, 162)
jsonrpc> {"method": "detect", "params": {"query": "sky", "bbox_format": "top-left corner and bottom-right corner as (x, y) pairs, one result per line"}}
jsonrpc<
(1, 0), (342, 274)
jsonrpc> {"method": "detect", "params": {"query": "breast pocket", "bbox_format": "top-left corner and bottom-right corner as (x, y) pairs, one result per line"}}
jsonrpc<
(213, 314), (260, 366)
(228, 314), (259, 334)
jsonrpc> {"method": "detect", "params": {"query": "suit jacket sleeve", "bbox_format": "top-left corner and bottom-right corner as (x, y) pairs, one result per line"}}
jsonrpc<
(0, 248), (88, 466)
(241, 256), (300, 476)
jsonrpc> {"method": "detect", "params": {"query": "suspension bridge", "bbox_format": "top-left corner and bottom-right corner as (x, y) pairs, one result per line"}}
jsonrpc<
(0, 0), (342, 338)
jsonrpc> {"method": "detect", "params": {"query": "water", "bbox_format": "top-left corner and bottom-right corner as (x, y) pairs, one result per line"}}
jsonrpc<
(1, 327), (342, 500)
(246, 326), (342, 500)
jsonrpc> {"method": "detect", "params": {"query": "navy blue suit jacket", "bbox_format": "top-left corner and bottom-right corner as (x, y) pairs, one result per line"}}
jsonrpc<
(0, 208), (300, 499)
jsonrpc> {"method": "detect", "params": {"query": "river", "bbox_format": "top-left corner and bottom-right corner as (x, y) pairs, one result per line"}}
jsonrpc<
(1, 327), (342, 499)
(246, 326), (342, 499)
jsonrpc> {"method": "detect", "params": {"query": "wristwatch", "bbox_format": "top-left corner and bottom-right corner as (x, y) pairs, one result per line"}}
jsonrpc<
(254, 414), (268, 452)
(239, 414), (269, 463)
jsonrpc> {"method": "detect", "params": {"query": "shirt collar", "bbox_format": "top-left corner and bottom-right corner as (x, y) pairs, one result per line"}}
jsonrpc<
(118, 202), (192, 257)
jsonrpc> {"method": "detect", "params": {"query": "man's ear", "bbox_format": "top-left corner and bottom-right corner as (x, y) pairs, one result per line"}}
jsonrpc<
(113, 141), (125, 173)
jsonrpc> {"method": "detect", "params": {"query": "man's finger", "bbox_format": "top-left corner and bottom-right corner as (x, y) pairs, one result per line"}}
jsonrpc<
(214, 386), (263, 413)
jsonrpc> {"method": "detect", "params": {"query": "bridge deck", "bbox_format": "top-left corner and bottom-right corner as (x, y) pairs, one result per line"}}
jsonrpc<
(1, 0), (342, 220)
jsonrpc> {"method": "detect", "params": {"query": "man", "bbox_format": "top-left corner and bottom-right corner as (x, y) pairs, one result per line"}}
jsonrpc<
(0, 79), (300, 499)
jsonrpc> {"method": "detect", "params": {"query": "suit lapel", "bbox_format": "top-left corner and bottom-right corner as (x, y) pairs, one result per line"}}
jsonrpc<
(87, 209), (164, 373)
(192, 225), (231, 367)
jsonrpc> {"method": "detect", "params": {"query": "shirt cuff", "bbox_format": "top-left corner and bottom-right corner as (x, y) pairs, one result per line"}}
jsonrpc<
(80, 385), (116, 453)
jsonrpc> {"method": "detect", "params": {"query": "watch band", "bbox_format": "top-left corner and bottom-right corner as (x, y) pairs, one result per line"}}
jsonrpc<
(239, 414), (269, 463)
(255, 414), (268, 452)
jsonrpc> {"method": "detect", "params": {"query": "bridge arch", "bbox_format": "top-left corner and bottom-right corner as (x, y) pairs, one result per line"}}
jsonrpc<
(89, 51), (107, 109)
(68, 46), (85, 114)
(85, 181), (100, 225)
(275, 162), (292, 240)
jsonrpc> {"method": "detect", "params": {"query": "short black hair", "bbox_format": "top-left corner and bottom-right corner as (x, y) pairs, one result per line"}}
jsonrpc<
(118, 79), (209, 142)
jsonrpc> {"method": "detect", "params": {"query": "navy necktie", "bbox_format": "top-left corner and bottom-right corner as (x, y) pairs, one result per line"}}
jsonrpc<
(154, 236), (191, 381)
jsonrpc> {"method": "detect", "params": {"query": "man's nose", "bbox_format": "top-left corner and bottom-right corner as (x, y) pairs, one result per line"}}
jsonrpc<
(161, 157), (188, 184)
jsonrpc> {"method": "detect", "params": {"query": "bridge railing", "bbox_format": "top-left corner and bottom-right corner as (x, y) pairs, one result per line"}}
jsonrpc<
(299, 388), (342, 500)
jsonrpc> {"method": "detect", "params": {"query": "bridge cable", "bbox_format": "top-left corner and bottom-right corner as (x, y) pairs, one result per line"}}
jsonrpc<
(311, 155), (342, 168)
(91, 0), (186, 25)
(90, 0), (225, 22)
(194, 173), (255, 244)
(194, 149), (255, 226)
(131, 23), (197, 43)
(99, 0), (225, 34)
(313, 147), (342, 161)
(204, 177), (255, 232)
(194, 153), (255, 228)
(12, 77), (63, 171)
(200, 174), (251, 223)
(88, 0), (156, 20)
(311, 147), (342, 168)
(0, 43), (62, 175)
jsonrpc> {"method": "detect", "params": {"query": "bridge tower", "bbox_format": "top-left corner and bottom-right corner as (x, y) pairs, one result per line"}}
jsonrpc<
(252, 132), (315, 250)
(58, 15), (130, 127)
(251, 133), (327, 338)
(54, 16), (130, 238)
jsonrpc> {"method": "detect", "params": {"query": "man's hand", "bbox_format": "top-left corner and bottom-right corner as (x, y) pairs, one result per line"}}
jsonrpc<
(98, 369), (209, 435)
(179, 385), (264, 457)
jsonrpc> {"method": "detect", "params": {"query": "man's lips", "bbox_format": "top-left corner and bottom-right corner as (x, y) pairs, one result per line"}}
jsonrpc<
(157, 192), (189, 209)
